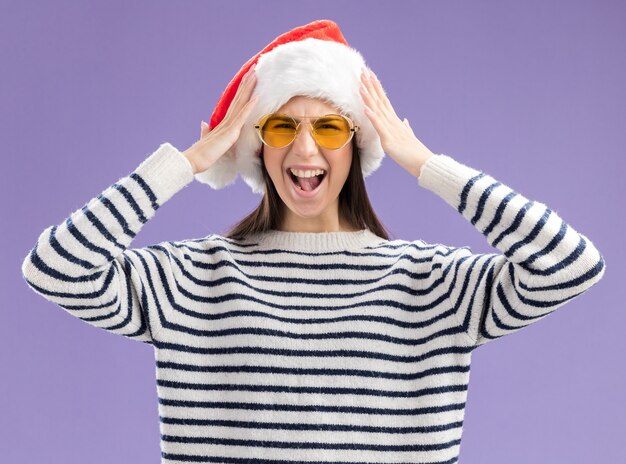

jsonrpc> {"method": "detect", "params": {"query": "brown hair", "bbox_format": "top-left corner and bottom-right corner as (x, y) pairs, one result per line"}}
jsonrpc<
(223, 138), (392, 241)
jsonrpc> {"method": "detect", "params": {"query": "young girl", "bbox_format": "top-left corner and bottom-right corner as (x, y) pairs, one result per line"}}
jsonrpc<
(22, 20), (605, 464)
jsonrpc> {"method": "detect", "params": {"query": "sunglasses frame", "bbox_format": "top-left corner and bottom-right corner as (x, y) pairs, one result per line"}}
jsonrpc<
(254, 113), (359, 150)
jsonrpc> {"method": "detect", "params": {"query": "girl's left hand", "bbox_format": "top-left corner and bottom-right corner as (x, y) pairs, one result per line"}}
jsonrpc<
(360, 68), (435, 178)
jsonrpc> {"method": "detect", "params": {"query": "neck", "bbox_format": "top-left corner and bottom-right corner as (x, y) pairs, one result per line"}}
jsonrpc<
(278, 200), (354, 233)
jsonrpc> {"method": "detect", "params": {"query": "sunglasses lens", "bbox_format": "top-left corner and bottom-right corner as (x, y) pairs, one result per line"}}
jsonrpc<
(313, 115), (352, 149)
(259, 115), (297, 148)
(259, 114), (352, 149)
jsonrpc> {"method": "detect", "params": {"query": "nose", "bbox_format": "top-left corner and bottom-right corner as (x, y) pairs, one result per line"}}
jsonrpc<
(290, 122), (319, 154)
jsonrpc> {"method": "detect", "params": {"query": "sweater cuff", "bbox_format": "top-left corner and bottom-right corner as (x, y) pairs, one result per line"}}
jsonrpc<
(134, 142), (195, 205)
(417, 154), (483, 209)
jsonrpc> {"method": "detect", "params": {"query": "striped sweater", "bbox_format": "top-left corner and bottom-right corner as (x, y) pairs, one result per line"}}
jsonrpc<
(21, 142), (606, 463)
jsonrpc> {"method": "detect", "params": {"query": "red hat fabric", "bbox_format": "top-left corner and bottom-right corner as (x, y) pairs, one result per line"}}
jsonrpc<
(195, 19), (385, 194)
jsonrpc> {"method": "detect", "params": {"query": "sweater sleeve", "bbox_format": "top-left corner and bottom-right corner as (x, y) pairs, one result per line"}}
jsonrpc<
(21, 142), (195, 345)
(418, 154), (606, 349)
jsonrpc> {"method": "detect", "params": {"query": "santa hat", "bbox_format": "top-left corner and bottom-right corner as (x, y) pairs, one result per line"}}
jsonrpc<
(195, 19), (385, 195)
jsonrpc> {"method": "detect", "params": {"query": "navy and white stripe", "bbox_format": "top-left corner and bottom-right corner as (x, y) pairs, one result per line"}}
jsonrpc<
(22, 142), (605, 463)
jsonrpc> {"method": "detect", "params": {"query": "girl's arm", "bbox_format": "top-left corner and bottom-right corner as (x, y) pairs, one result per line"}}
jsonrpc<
(21, 143), (195, 345)
(418, 154), (606, 349)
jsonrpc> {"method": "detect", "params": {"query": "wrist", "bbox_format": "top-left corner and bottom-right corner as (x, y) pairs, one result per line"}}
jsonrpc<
(415, 152), (435, 178)
(183, 147), (200, 175)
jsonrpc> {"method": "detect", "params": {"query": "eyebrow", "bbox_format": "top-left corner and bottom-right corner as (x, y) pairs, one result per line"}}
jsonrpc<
(278, 114), (341, 122)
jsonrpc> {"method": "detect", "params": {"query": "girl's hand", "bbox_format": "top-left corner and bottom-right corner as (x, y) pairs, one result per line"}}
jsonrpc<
(359, 68), (435, 178)
(183, 65), (259, 174)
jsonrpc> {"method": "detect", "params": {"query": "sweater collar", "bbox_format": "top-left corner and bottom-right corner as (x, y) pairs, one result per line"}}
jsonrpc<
(248, 227), (385, 252)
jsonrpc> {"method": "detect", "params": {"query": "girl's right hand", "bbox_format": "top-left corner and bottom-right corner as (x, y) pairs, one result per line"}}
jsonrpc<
(183, 65), (258, 174)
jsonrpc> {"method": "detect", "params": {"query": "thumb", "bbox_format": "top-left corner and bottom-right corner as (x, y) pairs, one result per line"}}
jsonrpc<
(200, 120), (209, 138)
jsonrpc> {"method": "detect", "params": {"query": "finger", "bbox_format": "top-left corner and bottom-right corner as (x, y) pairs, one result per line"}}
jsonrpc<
(359, 79), (374, 108)
(363, 69), (394, 117)
(226, 95), (259, 136)
(361, 76), (391, 137)
(361, 70), (381, 110)
(360, 72), (384, 117)
(223, 67), (256, 122)
(233, 67), (257, 109)
(360, 78), (381, 124)
(361, 75), (390, 128)
(369, 71), (395, 115)
(201, 120), (209, 138)
(231, 80), (257, 126)
(363, 102), (385, 137)
(241, 95), (259, 120)
(362, 73), (393, 126)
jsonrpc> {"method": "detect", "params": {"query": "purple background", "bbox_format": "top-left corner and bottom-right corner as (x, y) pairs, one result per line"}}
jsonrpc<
(2, 1), (624, 462)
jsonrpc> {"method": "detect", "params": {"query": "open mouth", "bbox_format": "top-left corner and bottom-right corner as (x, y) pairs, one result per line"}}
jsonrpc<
(287, 169), (327, 193)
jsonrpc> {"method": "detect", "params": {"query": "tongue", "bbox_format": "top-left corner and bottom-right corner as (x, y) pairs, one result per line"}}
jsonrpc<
(298, 175), (321, 191)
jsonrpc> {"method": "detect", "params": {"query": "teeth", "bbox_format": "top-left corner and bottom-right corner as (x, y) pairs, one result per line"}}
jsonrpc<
(289, 168), (325, 178)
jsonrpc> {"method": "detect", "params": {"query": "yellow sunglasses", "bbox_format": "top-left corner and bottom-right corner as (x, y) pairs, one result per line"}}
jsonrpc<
(254, 113), (359, 150)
